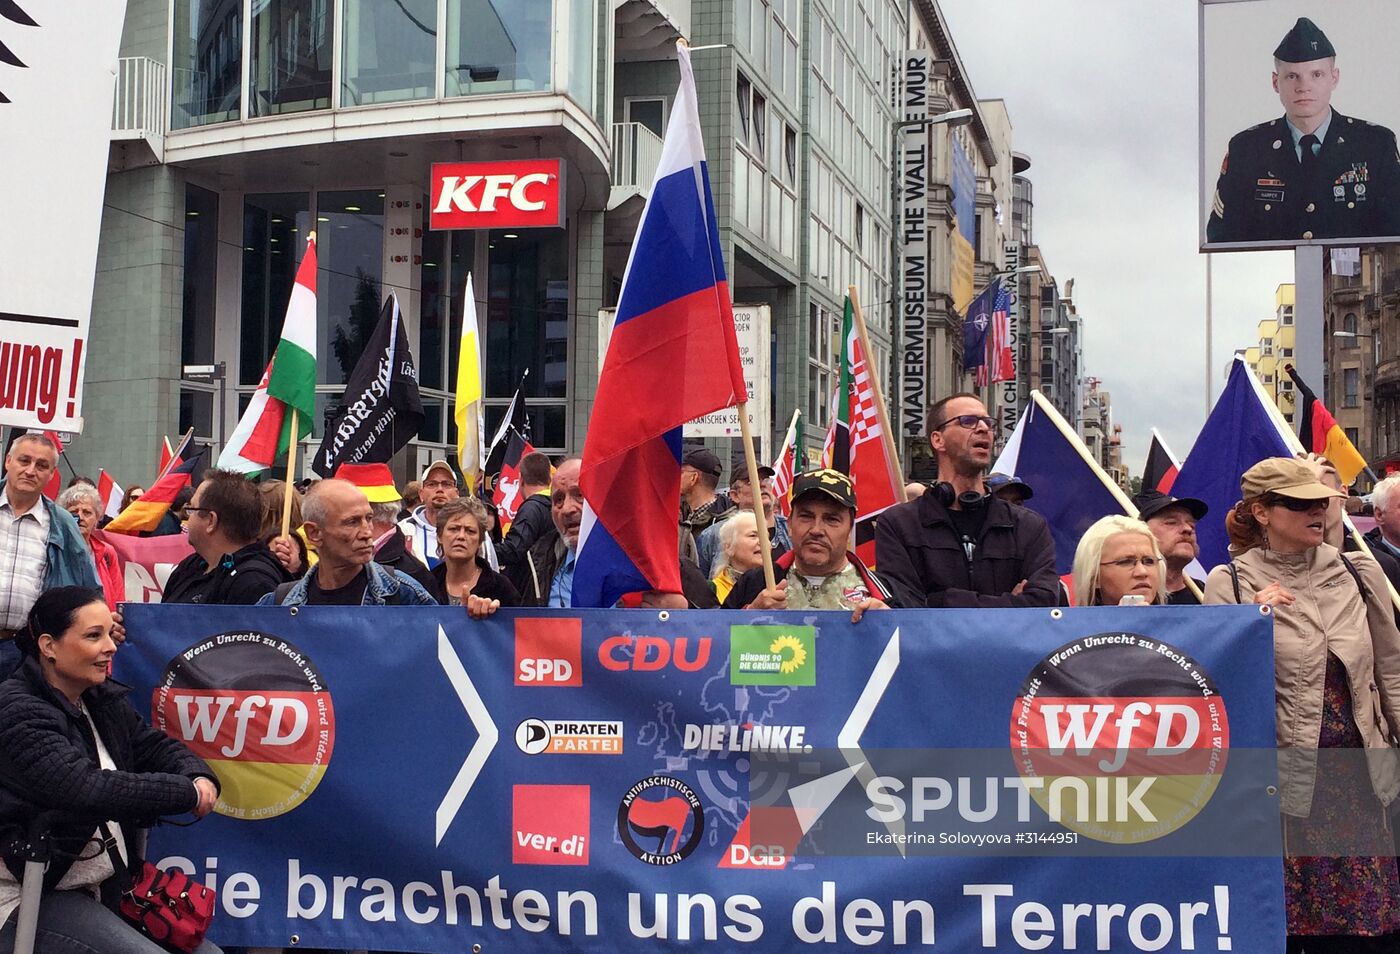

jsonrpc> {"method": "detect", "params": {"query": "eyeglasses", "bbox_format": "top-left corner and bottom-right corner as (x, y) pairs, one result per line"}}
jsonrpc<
(1100, 556), (1159, 570)
(1267, 495), (1322, 512)
(423, 480), (457, 489)
(184, 506), (215, 516)
(935, 414), (996, 431)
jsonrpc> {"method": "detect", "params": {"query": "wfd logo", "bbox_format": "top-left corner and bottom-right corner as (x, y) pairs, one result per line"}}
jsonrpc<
(153, 632), (335, 821)
(1010, 632), (1230, 843)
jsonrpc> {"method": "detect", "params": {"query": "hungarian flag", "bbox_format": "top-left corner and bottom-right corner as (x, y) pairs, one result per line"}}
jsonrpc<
(492, 430), (537, 532)
(834, 297), (902, 564)
(771, 409), (802, 517)
(312, 293), (423, 476)
(105, 444), (202, 535)
(96, 469), (124, 518)
(218, 236), (318, 475)
(1142, 428), (1180, 493)
(1286, 364), (1368, 485)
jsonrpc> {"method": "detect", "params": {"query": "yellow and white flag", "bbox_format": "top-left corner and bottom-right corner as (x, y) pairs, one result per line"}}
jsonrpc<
(454, 273), (485, 491)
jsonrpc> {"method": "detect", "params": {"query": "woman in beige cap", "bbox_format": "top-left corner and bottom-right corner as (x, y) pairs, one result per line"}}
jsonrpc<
(1206, 456), (1400, 948)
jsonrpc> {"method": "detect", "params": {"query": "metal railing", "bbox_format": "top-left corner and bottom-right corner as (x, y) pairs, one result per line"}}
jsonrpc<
(610, 122), (664, 197)
(111, 57), (167, 141)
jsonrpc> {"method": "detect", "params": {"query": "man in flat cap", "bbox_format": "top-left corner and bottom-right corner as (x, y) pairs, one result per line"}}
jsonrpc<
(1207, 17), (1400, 243)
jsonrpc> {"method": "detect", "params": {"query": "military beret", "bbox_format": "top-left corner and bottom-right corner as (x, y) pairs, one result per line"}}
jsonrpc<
(1274, 17), (1335, 62)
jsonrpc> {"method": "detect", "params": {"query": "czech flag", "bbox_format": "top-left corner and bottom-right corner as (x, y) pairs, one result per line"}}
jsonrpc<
(992, 391), (1129, 575)
(1172, 357), (1293, 570)
(1286, 363), (1368, 486)
(572, 41), (747, 608)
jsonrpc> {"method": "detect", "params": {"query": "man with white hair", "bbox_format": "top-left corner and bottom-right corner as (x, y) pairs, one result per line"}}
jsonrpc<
(1367, 475), (1400, 561)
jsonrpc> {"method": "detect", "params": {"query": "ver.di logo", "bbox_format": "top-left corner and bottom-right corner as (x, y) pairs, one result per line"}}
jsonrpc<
(729, 625), (816, 686)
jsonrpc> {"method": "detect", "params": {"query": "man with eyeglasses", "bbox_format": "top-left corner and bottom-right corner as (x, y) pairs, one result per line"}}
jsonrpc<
(1133, 489), (1208, 605)
(398, 460), (460, 570)
(164, 469), (287, 605)
(876, 393), (1059, 608)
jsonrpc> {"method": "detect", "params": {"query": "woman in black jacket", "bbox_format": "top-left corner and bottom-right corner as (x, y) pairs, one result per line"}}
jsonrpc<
(0, 587), (221, 954)
(432, 497), (522, 607)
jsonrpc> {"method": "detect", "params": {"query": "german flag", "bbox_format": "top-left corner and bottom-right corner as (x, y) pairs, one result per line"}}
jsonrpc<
(1285, 364), (1368, 486)
(105, 437), (201, 534)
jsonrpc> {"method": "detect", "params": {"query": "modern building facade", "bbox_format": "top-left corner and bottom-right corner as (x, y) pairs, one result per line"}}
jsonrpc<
(1241, 284), (1298, 426)
(1323, 245), (1400, 480)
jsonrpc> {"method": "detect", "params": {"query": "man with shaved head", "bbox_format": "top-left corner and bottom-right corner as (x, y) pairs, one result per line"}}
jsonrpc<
(258, 479), (437, 607)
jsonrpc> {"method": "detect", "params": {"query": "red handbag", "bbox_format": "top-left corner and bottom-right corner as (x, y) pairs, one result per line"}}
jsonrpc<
(101, 825), (216, 953)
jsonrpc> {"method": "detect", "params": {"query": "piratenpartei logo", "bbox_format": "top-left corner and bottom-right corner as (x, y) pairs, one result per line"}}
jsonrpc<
(515, 718), (624, 755)
(153, 631), (335, 821)
(617, 775), (704, 865)
(1010, 632), (1230, 843)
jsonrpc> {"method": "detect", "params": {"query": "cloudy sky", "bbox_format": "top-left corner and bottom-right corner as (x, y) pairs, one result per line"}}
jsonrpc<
(942, 0), (1294, 474)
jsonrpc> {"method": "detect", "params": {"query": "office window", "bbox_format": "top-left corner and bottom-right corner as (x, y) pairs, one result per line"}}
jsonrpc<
(855, 203), (865, 250)
(736, 72), (752, 140)
(1344, 368), (1359, 407)
(172, 0), (242, 127)
(341, 0), (436, 106)
(783, 124), (797, 185)
(241, 193), (312, 385)
(249, 0), (332, 116)
(317, 190), (386, 389)
(1346, 426), (1360, 447)
(752, 92), (767, 160)
(445, 0), (552, 97)
(1343, 312), (1358, 336)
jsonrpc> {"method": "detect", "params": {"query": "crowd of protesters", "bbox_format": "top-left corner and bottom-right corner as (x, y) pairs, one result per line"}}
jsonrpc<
(3, 389), (1400, 951)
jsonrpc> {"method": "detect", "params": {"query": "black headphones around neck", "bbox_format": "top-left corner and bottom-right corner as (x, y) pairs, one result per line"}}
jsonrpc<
(932, 481), (989, 511)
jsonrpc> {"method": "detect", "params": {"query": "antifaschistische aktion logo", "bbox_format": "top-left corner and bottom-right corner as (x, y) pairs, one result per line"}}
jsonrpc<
(153, 631), (335, 820)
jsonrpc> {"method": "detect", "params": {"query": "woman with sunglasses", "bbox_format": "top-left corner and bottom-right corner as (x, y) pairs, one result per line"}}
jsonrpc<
(1070, 515), (1167, 605)
(1206, 457), (1400, 952)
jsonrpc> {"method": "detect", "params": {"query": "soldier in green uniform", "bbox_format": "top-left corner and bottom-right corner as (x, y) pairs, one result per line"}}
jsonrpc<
(1207, 17), (1400, 243)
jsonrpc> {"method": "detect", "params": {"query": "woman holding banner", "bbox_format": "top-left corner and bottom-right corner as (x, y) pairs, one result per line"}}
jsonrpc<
(1070, 515), (1167, 606)
(0, 587), (221, 953)
(1206, 457), (1400, 951)
(432, 498), (520, 607)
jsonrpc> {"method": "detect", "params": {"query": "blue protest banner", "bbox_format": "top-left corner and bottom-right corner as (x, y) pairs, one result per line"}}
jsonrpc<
(117, 605), (1284, 952)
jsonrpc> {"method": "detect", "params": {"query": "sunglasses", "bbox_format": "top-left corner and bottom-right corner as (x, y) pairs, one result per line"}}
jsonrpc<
(1268, 495), (1324, 512)
(936, 414), (996, 431)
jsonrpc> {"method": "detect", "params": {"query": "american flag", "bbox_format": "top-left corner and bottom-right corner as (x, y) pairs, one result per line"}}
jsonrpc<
(975, 284), (1014, 386)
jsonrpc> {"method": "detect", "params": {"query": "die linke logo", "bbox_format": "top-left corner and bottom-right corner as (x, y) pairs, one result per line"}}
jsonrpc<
(515, 718), (624, 755)
(1010, 632), (1230, 844)
(618, 776), (705, 865)
(429, 159), (564, 230)
(515, 618), (583, 687)
(598, 635), (712, 673)
(512, 784), (590, 866)
(152, 632), (334, 821)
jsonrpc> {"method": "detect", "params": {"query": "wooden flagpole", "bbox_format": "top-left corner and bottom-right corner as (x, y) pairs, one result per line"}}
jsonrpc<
(280, 409), (299, 537)
(846, 285), (905, 491)
(737, 403), (777, 591)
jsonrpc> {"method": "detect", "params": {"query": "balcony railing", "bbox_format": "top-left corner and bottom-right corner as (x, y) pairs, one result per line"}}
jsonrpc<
(609, 122), (663, 210)
(111, 57), (167, 166)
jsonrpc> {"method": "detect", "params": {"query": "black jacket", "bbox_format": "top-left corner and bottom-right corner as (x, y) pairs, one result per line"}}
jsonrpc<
(162, 541), (287, 605)
(432, 557), (522, 606)
(497, 494), (555, 591)
(376, 528), (442, 601)
(520, 528), (569, 607)
(0, 658), (215, 888)
(1207, 111), (1400, 243)
(874, 494), (1059, 608)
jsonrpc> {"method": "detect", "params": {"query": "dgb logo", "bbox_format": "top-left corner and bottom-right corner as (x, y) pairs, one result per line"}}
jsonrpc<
(153, 632), (334, 820)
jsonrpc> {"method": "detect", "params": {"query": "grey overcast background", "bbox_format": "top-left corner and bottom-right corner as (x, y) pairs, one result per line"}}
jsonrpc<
(943, 0), (1294, 475)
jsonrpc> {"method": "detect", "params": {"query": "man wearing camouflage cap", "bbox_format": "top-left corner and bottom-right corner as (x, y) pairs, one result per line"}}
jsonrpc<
(1207, 17), (1400, 243)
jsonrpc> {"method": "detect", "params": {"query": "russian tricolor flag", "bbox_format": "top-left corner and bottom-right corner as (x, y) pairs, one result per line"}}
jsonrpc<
(572, 42), (747, 608)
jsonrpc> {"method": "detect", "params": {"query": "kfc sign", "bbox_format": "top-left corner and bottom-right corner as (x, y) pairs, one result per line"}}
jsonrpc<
(429, 159), (564, 230)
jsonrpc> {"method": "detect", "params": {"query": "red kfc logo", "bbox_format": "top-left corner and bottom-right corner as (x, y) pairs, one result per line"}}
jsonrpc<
(515, 618), (583, 687)
(429, 159), (564, 230)
(512, 784), (590, 865)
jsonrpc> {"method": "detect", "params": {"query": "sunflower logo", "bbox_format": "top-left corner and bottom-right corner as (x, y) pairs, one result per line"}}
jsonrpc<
(769, 634), (808, 675)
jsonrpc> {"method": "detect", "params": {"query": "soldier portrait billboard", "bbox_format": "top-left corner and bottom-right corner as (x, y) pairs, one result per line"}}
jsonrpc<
(1200, 0), (1400, 251)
